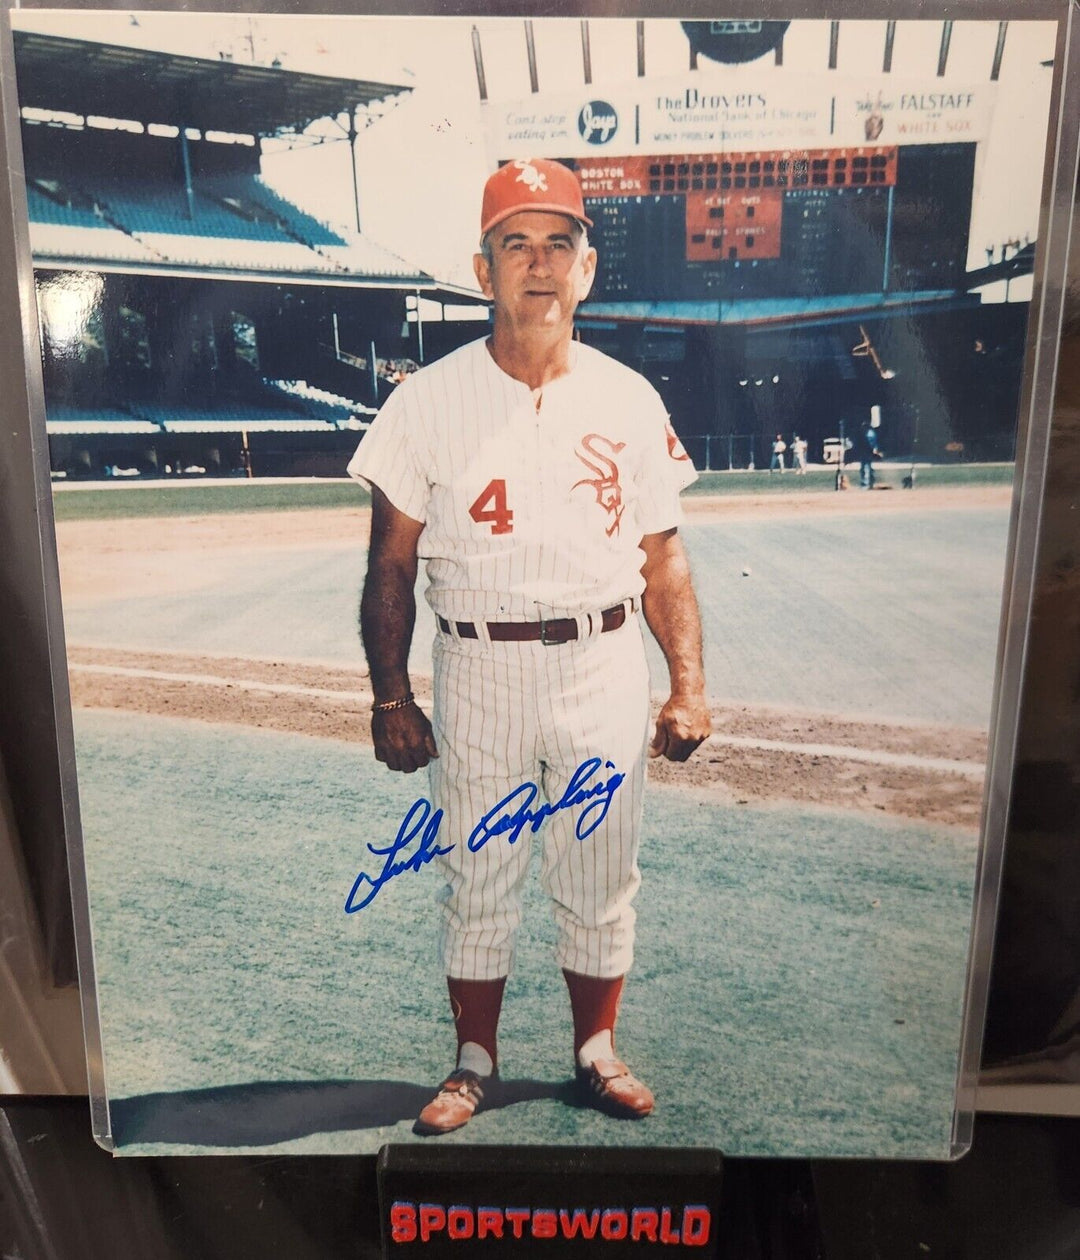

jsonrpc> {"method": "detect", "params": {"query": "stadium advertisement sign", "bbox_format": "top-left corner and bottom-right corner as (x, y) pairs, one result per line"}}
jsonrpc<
(5, 12), (1070, 1160)
(488, 74), (995, 156)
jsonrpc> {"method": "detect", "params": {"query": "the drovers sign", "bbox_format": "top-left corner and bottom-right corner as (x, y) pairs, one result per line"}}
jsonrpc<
(487, 73), (994, 158)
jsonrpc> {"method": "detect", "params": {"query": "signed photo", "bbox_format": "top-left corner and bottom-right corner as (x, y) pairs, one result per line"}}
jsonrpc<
(10, 10), (1061, 1155)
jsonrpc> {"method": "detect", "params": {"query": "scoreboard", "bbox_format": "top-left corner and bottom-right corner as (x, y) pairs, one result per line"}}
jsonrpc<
(571, 143), (976, 303)
(485, 72), (990, 310)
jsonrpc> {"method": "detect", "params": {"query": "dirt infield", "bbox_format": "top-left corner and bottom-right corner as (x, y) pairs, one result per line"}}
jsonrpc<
(56, 485), (1001, 829)
(54, 484), (1011, 604)
(67, 643), (986, 828)
(55, 507), (370, 605)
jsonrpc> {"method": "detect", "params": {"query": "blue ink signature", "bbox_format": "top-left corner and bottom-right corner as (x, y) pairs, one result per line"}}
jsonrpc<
(467, 757), (625, 852)
(344, 758), (624, 913)
(344, 799), (454, 913)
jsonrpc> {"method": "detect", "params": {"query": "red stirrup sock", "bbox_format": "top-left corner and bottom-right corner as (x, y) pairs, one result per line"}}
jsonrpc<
(447, 976), (507, 1075)
(563, 969), (624, 1064)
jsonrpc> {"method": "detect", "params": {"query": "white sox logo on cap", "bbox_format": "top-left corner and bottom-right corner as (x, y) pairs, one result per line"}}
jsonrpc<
(514, 159), (548, 194)
(479, 157), (593, 237)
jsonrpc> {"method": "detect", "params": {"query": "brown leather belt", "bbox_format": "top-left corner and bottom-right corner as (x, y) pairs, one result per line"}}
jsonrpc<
(437, 602), (629, 646)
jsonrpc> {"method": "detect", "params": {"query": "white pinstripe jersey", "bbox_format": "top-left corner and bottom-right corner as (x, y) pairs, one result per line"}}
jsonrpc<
(347, 336), (697, 621)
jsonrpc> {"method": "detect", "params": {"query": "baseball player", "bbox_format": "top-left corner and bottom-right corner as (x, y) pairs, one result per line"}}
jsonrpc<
(791, 434), (808, 475)
(769, 433), (787, 473)
(349, 158), (710, 1136)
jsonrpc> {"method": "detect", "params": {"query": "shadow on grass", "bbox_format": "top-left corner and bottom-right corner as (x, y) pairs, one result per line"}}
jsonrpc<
(110, 1076), (579, 1148)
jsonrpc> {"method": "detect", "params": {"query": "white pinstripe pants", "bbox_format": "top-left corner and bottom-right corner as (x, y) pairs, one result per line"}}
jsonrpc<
(429, 616), (651, 982)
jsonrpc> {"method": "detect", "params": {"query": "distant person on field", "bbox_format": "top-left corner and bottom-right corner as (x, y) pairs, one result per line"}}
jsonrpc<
(791, 434), (808, 475)
(859, 424), (881, 489)
(770, 433), (787, 474)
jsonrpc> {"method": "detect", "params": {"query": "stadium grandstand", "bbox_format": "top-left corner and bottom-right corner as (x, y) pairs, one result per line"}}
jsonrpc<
(15, 23), (1040, 477)
(15, 30), (487, 479)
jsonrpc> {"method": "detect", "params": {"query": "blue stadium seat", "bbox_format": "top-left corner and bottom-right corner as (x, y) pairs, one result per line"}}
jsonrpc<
(203, 176), (346, 247)
(89, 179), (296, 241)
(27, 183), (106, 230)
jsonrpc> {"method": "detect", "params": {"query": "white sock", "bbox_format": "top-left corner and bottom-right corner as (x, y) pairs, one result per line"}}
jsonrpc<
(577, 1029), (615, 1069)
(457, 1041), (494, 1077)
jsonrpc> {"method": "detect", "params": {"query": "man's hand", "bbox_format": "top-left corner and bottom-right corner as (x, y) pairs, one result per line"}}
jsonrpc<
(372, 703), (439, 774)
(649, 692), (711, 762)
(640, 528), (710, 762)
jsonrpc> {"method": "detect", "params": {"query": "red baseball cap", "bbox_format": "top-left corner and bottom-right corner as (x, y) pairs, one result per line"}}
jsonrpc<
(480, 158), (593, 239)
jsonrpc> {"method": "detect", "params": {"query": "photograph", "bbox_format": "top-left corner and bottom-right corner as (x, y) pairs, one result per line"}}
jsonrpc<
(7, 10), (1061, 1156)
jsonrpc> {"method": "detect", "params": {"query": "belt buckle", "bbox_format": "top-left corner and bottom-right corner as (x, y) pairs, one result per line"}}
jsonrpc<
(539, 614), (564, 645)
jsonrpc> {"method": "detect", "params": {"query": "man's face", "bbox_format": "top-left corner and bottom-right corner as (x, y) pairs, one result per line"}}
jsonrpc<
(473, 211), (597, 335)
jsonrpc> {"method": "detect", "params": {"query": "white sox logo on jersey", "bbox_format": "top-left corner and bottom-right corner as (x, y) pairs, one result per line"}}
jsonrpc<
(514, 159), (548, 194)
(572, 433), (626, 538)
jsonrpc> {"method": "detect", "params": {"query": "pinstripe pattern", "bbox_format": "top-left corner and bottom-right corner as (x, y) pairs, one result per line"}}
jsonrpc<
(432, 619), (650, 980)
(349, 334), (697, 981)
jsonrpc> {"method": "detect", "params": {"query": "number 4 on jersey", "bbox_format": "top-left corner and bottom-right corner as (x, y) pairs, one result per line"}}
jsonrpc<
(468, 478), (514, 535)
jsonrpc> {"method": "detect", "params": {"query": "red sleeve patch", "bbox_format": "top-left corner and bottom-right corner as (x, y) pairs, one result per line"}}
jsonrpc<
(665, 422), (691, 461)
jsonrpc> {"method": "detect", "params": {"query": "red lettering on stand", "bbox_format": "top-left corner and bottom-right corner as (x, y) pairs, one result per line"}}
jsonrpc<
(601, 1209), (629, 1239)
(447, 1207), (474, 1240)
(531, 1210), (558, 1238)
(477, 1208), (504, 1239)
(631, 1208), (660, 1241)
(683, 1206), (712, 1246)
(505, 1208), (530, 1239)
(660, 1206), (681, 1245)
(390, 1203), (417, 1243)
(560, 1209), (601, 1239)
(418, 1204), (445, 1242)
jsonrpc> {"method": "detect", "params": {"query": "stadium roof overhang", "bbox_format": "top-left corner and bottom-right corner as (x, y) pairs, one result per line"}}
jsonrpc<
(30, 258), (487, 306)
(12, 30), (411, 135)
(578, 290), (984, 333)
(30, 257), (440, 289)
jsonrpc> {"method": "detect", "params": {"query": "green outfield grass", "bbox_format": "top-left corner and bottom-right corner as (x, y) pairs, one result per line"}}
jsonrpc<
(683, 463), (1015, 496)
(51, 480), (371, 520)
(77, 710), (975, 1159)
(50, 463), (1014, 521)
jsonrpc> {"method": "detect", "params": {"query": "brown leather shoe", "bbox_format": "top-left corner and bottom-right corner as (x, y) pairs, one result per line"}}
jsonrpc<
(576, 1057), (655, 1119)
(414, 1070), (489, 1136)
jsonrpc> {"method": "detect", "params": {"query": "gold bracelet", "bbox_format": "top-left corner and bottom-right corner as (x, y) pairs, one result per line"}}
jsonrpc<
(372, 692), (415, 714)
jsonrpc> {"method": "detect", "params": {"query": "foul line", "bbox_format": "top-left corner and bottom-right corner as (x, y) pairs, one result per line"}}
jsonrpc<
(70, 661), (368, 705)
(69, 661), (986, 779)
(705, 732), (984, 779)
